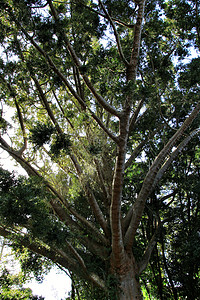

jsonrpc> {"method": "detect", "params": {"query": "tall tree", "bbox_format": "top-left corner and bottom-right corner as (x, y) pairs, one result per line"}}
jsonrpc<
(0, 0), (199, 299)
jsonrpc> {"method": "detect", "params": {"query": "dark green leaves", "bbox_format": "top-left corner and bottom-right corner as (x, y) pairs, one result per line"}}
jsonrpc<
(29, 123), (71, 156)
(50, 133), (72, 157)
(29, 122), (55, 148)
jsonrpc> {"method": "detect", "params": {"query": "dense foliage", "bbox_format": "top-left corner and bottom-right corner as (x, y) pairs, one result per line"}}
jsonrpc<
(0, 0), (199, 299)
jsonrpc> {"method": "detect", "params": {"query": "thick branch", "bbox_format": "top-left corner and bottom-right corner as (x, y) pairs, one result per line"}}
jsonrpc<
(110, 107), (131, 268)
(0, 225), (77, 272)
(151, 128), (200, 192)
(124, 102), (200, 251)
(127, 0), (146, 81)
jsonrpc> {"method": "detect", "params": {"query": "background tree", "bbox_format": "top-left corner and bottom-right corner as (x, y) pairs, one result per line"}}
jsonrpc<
(0, 237), (45, 300)
(0, 0), (199, 299)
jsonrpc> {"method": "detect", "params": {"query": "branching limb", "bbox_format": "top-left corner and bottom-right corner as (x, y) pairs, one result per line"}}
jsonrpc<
(17, 76), (109, 236)
(0, 225), (90, 284)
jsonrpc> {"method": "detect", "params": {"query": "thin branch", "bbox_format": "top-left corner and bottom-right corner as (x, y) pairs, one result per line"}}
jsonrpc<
(0, 75), (27, 154)
(98, 0), (129, 66)
(94, 158), (110, 208)
(88, 108), (119, 143)
(138, 226), (160, 275)
(129, 99), (145, 130)
(125, 139), (147, 170)
(77, 1), (135, 28)
(125, 125), (164, 170)
(52, 89), (74, 129)
(6, 7), (87, 111)
(14, 99), (27, 154)
(46, 0), (121, 118)
(31, 74), (62, 134)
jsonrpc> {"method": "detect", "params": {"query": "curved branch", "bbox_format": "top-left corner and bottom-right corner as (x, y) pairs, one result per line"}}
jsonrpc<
(14, 99), (27, 154)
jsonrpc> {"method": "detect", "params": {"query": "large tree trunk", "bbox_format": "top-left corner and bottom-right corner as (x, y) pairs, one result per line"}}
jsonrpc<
(112, 254), (143, 300)
(119, 271), (143, 300)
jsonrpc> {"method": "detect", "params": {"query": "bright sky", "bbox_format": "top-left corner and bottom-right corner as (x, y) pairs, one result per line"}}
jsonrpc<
(23, 267), (71, 300)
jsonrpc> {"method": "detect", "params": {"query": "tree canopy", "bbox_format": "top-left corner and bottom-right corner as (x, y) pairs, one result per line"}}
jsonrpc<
(0, 0), (199, 299)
